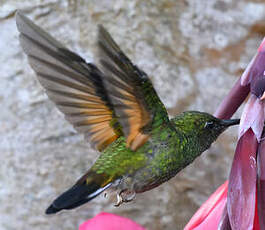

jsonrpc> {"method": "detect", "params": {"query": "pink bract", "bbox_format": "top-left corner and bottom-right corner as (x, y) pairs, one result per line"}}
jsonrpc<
(227, 129), (258, 230)
(184, 181), (228, 230)
(79, 212), (145, 230)
(239, 95), (265, 141)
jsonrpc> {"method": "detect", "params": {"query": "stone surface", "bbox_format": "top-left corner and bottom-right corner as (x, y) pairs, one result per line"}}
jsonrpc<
(1, 0), (265, 229)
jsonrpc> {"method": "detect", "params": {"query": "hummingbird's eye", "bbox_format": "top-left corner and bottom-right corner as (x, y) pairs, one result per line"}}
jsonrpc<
(204, 121), (214, 129)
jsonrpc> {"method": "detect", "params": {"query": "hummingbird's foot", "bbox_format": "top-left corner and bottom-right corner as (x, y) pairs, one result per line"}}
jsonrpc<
(115, 192), (123, 207)
(114, 189), (136, 207)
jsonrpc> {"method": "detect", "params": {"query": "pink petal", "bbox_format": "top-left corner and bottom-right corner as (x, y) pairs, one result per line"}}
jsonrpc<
(257, 138), (265, 229)
(193, 197), (226, 230)
(79, 212), (145, 230)
(239, 95), (265, 141)
(227, 129), (258, 230)
(214, 78), (250, 119)
(184, 181), (228, 230)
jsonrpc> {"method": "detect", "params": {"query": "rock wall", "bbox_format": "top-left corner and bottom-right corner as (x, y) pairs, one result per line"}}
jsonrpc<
(1, 0), (265, 229)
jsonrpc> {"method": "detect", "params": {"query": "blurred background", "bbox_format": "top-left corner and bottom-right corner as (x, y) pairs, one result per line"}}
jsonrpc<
(1, 0), (265, 229)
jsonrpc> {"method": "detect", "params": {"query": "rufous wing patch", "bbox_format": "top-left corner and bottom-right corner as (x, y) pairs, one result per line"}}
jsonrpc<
(16, 12), (120, 151)
(98, 26), (152, 151)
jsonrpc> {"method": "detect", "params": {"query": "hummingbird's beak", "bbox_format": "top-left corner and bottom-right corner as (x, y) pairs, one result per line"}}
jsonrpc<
(220, 119), (240, 127)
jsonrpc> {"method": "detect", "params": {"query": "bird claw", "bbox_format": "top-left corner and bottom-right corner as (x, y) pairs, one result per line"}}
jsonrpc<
(114, 189), (136, 207)
(114, 192), (123, 207)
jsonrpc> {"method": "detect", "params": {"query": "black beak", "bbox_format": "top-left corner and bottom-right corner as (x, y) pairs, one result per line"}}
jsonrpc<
(220, 119), (240, 127)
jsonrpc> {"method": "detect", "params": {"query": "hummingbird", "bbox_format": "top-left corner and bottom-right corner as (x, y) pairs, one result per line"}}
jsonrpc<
(16, 11), (240, 215)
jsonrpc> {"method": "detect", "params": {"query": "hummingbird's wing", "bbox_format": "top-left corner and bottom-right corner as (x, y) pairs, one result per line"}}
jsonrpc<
(16, 12), (122, 151)
(98, 26), (169, 150)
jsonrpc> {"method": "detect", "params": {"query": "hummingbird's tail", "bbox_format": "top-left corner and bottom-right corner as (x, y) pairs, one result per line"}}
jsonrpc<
(45, 172), (112, 214)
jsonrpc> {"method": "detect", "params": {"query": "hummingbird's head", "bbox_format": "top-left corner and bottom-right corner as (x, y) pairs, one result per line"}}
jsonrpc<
(171, 111), (239, 147)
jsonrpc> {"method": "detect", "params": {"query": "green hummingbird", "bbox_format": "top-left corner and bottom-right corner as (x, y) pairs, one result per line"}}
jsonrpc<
(16, 11), (239, 215)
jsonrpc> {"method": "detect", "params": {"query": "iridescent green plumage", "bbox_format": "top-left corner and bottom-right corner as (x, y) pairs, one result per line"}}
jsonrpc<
(90, 111), (237, 194)
(16, 11), (240, 215)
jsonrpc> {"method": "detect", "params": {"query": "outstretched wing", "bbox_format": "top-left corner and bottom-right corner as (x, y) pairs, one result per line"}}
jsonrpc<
(16, 12), (121, 151)
(98, 26), (169, 150)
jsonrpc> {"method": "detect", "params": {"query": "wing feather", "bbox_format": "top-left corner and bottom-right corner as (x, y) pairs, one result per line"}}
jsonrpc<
(16, 12), (121, 151)
(98, 25), (169, 150)
(16, 11), (169, 152)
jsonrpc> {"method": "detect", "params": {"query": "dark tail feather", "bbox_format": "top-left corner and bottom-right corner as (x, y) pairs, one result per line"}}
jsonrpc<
(45, 174), (112, 214)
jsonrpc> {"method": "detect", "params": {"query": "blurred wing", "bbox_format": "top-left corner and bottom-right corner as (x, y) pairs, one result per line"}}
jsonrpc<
(98, 25), (169, 151)
(16, 12), (121, 151)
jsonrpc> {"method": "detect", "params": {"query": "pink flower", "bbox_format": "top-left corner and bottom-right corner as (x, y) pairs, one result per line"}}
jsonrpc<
(225, 37), (265, 230)
(184, 181), (228, 230)
(79, 212), (145, 230)
(185, 36), (265, 230)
